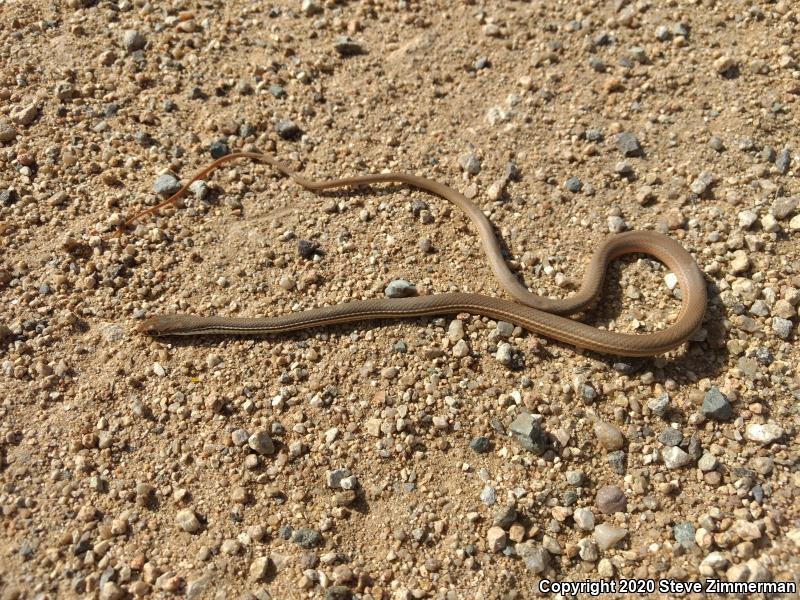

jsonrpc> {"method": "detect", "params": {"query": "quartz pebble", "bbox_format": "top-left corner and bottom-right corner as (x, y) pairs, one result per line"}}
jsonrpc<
(385, 280), (417, 298)
(745, 422), (784, 445)
(176, 509), (203, 533)
(594, 523), (627, 550)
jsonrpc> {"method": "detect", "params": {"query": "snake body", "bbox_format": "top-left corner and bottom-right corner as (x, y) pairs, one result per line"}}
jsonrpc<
(134, 152), (707, 357)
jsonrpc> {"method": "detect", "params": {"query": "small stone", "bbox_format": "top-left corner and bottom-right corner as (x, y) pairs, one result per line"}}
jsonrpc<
(658, 427), (683, 447)
(662, 446), (693, 469)
(674, 522), (696, 549)
(616, 132), (642, 157)
(655, 25), (670, 41)
(565, 177), (582, 193)
(11, 103), (38, 126)
(385, 279), (416, 298)
(516, 542), (550, 573)
(326, 469), (351, 489)
(648, 394), (670, 417)
(594, 523), (627, 550)
(0, 119), (17, 143)
(701, 387), (732, 421)
(790, 214), (800, 231)
(595, 485), (626, 514)
(771, 196), (800, 221)
(153, 173), (182, 196)
(744, 422), (784, 445)
(776, 149), (791, 174)
(697, 453), (717, 472)
(731, 250), (750, 274)
(176, 509), (202, 534)
(458, 153), (481, 175)
(452, 339), (470, 358)
(480, 486), (497, 506)
(268, 84), (286, 99)
(333, 36), (364, 56)
(709, 136), (725, 152)
(690, 171), (714, 195)
(209, 139), (230, 159)
(607, 215), (626, 233)
(122, 29), (146, 53)
(469, 436), (491, 454)
(486, 526), (507, 552)
(447, 319), (464, 342)
(713, 56), (738, 75)
(772, 317), (793, 339)
(495, 321), (515, 339)
(231, 428), (249, 446)
(248, 431), (275, 455)
(301, 0), (322, 16)
(189, 180), (209, 201)
(495, 342), (513, 366)
(493, 506), (517, 529)
(578, 538), (599, 562)
(607, 451), (626, 475)
(573, 507), (594, 531)
(509, 413), (547, 454)
(738, 210), (758, 229)
(297, 239), (319, 260)
(293, 528), (322, 549)
(593, 421), (624, 451)
(249, 556), (272, 582)
(276, 120), (301, 140)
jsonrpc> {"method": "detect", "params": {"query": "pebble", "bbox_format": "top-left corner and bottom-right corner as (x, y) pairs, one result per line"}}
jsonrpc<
(709, 136), (725, 152)
(469, 436), (491, 454)
(480, 486), (497, 506)
(673, 522), (696, 549)
(573, 507), (594, 531)
(697, 453), (717, 472)
(293, 528), (322, 548)
(662, 446), (693, 469)
(384, 279), (417, 298)
(493, 506), (517, 529)
(276, 120), (301, 140)
(0, 119), (16, 143)
(11, 103), (38, 126)
(447, 319), (464, 342)
(268, 84), (286, 99)
(122, 29), (146, 53)
(594, 523), (627, 550)
(486, 526), (508, 552)
(154, 173), (182, 196)
(333, 36), (364, 56)
(249, 556), (272, 582)
(495, 342), (513, 366)
(593, 421), (624, 451)
(176, 509), (203, 533)
(648, 394), (670, 417)
(790, 214), (800, 231)
(607, 215), (626, 233)
(744, 422), (784, 445)
(495, 321), (515, 338)
(658, 427), (683, 447)
(452, 339), (470, 358)
(209, 139), (229, 159)
(595, 485), (626, 514)
(458, 153), (481, 175)
(731, 250), (750, 274)
(516, 543), (549, 573)
(508, 413), (547, 454)
(248, 431), (275, 455)
(776, 148), (791, 174)
(616, 132), (643, 157)
(690, 171), (714, 195)
(326, 469), (351, 489)
(565, 177), (582, 193)
(772, 317), (792, 339)
(700, 387), (732, 421)
(188, 180), (209, 201)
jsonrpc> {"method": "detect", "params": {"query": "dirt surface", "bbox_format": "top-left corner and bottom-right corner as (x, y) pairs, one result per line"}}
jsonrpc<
(1, 0), (799, 598)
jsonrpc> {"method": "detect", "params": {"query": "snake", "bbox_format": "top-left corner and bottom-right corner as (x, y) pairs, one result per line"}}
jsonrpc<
(132, 152), (707, 357)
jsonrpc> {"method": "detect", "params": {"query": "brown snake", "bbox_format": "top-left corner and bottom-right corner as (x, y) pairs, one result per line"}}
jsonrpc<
(132, 152), (707, 357)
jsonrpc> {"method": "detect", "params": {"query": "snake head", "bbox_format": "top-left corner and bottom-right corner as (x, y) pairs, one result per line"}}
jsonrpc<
(135, 315), (183, 336)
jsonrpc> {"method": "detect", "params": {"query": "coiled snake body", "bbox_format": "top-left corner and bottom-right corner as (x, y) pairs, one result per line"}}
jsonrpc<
(133, 152), (707, 357)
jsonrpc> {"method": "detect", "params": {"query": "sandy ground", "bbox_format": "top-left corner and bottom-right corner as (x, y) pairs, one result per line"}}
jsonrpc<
(1, 0), (799, 598)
